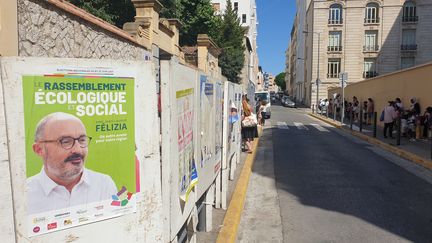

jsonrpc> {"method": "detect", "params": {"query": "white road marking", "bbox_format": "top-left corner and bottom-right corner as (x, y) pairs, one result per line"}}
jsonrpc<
(293, 122), (308, 130)
(277, 122), (289, 129)
(310, 123), (330, 132)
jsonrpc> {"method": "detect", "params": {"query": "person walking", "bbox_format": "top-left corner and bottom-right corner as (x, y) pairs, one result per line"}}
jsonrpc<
(383, 101), (397, 138)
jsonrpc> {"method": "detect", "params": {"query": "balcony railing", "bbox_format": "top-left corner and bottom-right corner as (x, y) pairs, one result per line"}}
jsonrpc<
(363, 71), (378, 78)
(327, 73), (340, 78)
(327, 46), (343, 52)
(364, 17), (380, 24)
(402, 16), (418, 23)
(363, 45), (379, 52)
(328, 19), (343, 25)
(401, 44), (417, 51)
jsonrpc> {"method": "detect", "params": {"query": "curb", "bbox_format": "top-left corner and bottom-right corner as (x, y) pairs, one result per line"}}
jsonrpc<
(309, 113), (432, 170)
(216, 136), (260, 243)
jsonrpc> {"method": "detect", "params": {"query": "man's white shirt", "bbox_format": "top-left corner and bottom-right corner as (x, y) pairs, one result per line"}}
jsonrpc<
(27, 167), (117, 215)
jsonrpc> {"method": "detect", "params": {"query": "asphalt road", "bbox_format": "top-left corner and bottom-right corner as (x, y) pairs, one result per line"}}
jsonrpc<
(238, 103), (432, 243)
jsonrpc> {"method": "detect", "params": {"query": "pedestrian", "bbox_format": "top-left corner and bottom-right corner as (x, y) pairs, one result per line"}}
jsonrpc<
(408, 98), (421, 116)
(328, 98), (334, 116)
(422, 107), (432, 139)
(383, 101), (397, 138)
(395, 98), (404, 112)
(241, 96), (257, 153)
(258, 100), (266, 126)
(362, 101), (368, 124)
(407, 98), (422, 139)
(367, 98), (375, 125)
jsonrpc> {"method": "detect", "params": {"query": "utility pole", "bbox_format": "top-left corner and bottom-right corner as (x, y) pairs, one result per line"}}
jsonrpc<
(303, 31), (321, 112)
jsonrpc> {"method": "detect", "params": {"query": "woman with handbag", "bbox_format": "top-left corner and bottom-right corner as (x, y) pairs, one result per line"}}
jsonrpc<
(241, 98), (257, 153)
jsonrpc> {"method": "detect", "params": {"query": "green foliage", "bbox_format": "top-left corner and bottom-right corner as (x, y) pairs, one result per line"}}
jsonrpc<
(275, 72), (286, 90)
(169, 0), (220, 46)
(67, 0), (135, 28)
(212, 0), (245, 83)
(159, 0), (181, 19)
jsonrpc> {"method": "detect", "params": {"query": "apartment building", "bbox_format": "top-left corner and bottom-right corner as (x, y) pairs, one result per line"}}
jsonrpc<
(290, 0), (432, 107)
(211, 0), (260, 92)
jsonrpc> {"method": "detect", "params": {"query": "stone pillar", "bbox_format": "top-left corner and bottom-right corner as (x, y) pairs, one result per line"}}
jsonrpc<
(0, 0), (18, 56)
(123, 0), (162, 49)
(168, 19), (181, 57)
(197, 34), (221, 73)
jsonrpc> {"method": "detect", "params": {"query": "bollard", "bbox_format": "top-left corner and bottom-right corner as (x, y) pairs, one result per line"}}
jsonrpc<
(350, 111), (353, 130)
(396, 116), (401, 146)
(373, 112), (377, 138)
(312, 104), (315, 114)
(359, 108), (363, 132)
(326, 107), (329, 118)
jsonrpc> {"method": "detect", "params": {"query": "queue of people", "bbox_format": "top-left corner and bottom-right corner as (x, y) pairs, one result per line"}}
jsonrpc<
(320, 95), (432, 141)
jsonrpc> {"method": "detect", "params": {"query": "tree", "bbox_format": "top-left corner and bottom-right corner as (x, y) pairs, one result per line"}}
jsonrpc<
(212, 0), (245, 83)
(67, 0), (135, 28)
(275, 72), (286, 90)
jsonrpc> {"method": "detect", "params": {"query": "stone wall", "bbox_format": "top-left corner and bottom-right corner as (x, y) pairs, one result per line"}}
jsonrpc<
(17, 0), (150, 60)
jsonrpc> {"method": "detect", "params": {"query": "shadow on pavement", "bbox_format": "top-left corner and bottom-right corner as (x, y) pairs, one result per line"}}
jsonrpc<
(254, 125), (432, 242)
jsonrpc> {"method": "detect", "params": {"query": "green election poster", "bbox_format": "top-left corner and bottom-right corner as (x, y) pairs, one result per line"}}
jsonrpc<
(23, 74), (136, 236)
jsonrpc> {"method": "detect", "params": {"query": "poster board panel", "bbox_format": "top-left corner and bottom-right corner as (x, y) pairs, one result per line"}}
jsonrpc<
(161, 60), (198, 240)
(196, 74), (218, 199)
(1, 57), (162, 242)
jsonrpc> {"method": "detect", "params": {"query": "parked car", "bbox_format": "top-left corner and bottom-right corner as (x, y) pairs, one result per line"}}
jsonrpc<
(281, 96), (296, 108)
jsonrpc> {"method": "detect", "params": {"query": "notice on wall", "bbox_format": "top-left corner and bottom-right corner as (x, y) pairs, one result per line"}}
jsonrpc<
(200, 75), (214, 168)
(23, 72), (137, 236)
(176, 88), (198, 202)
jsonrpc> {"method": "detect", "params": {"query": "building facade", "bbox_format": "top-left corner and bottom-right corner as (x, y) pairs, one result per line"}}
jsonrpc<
(211, 0), (260, 92)
(289, 0), (432, 107)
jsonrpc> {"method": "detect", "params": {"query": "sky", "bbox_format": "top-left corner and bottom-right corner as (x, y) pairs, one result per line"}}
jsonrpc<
(256, 0), (297, 76)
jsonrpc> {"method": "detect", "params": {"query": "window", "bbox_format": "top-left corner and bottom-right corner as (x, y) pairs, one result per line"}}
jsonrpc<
(242, 14), (247, 24)
(329, 4), (343, 24)
(401, 57), (415, 69)
(328, 31), (342, 51)
(401, 29), (417, 50)
(327, 59), (341, 78)
(403, 1), (417, 22)
(365, 3), (379, 23)
(364, 30), (378, 51)
(233, 2), (238, 12)
(363, 59), (378, 78)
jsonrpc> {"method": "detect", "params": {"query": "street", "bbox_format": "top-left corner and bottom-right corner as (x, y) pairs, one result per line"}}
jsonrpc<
(238, 104), (432, 243)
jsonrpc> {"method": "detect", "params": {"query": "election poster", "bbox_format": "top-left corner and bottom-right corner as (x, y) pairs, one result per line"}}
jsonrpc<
(23, 72), (136, 236)
(176, 88), (198, 202)
(214, 81), (223, 174)
(199, 75), (214, 168)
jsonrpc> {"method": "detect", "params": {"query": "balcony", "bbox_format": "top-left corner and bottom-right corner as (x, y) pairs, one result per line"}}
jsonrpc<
(402, 16), (418, 23)
(364, 18), (380, 24)
(401, 44), (417, 51)
(327, 46), (343, 52)
(363, 71), (378, 78)
(363, 45), (379, 52)
(327, 73), (340, 78)
(328, 19), (343, 25)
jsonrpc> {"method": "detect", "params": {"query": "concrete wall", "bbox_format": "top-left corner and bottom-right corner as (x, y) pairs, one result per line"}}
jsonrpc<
(328, 62), (432, 121)
(17, 0), (149, 60)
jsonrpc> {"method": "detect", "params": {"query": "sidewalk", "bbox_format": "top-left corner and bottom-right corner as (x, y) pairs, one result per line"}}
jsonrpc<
(310, 112), (432, 169)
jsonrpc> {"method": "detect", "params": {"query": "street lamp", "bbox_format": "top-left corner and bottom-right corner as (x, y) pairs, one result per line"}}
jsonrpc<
(303, 30), (321, 113)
